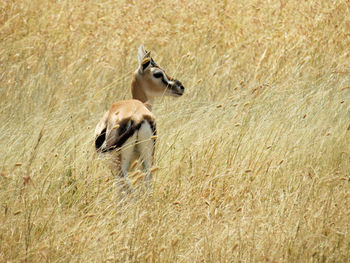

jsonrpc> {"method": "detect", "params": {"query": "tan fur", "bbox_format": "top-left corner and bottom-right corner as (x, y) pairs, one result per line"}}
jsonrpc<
(107, 99), (154, 144)
(131, 74), (149, 104)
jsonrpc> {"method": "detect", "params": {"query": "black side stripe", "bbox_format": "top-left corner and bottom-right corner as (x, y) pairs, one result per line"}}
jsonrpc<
(95, 128), (106, 150)
(96, 116), (157, 153)
(101, 119), (143, 153)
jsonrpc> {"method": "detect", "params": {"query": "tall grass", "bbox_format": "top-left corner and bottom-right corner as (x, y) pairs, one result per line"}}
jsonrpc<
(1, 0), (349, 262)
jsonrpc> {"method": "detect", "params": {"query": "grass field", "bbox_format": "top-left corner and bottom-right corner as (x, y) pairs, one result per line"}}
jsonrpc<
(1, 0), (350, 262)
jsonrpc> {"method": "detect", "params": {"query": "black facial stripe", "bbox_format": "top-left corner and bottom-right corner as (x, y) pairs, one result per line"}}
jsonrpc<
(153, 71), (170, 86)
(161, 77), (169, 86)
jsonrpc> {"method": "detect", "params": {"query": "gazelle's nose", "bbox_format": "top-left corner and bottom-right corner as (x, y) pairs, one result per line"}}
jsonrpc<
(179, 85), (185, 93)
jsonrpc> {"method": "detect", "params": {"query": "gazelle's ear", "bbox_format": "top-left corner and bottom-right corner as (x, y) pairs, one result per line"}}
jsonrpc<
(138, 45), (151, 66)
(140, 57), (152, 73)
(137, 45), (145, 65)
(138, 45), (152, 73)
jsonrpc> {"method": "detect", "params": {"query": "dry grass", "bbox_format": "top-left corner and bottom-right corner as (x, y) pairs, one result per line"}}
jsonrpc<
(1, 0), (350, 262)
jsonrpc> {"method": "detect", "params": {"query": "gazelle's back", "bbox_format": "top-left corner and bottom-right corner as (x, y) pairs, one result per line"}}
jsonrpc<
(108, 99), (154, 127)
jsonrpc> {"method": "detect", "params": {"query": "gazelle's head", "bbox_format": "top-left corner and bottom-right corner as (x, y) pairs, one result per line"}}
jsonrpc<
(131, 45), (185, 104)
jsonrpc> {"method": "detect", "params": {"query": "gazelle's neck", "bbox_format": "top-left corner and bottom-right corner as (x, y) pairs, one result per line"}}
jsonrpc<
(131, 73), (153, 111)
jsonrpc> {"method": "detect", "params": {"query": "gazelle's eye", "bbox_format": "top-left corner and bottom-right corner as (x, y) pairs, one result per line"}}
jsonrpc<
(153, 72), (163, 79)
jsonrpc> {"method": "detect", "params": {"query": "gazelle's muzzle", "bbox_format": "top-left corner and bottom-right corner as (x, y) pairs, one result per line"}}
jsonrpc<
(170, 80), (185, 96)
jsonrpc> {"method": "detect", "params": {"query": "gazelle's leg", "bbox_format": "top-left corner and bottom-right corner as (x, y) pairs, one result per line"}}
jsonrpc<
(114, 153), (127, 195)
(120, 159), (133, 194)
(118, 134), (137, 194)
(142, 158), (153, 192)
(137, 121), (155, 192)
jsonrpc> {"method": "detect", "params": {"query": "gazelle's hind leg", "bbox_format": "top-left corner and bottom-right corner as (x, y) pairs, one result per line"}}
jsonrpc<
(137, 121), (155, 191)
(116, 133), (137, 195)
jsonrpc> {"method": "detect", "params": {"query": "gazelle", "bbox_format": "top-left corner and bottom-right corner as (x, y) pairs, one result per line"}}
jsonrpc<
(94, 45), (185, 193)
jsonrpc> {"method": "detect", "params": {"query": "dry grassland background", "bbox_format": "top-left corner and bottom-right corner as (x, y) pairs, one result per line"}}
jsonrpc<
(1, 0), (350, 262)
